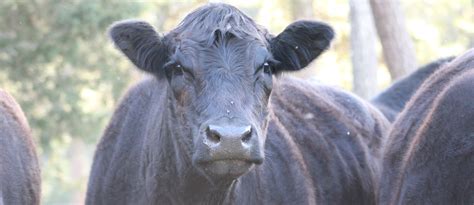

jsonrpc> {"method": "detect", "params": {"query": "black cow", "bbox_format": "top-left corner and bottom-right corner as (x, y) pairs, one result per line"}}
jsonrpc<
(86, 3), (389, 204)
(378, 49), (474, 204)
(371, 57), (453, 122)
(0, 90), (41, 205)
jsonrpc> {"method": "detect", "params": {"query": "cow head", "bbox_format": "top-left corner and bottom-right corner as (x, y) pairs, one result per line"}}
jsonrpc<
(109, 3), (333, 181)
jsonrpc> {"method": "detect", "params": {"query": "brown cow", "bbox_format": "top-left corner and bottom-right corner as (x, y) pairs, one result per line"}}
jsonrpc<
(0, 90), (41, 205)
(86, 3), (389, 204)
(378, 49), (474, 204)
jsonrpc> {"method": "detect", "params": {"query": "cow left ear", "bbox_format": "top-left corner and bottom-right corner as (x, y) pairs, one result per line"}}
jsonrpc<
(270, 20), (334, 72)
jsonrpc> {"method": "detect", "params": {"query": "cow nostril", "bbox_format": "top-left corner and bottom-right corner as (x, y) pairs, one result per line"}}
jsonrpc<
(206, 127), (221, 143)
(206, 124), (253, 144)
(241, 128), (252, 143)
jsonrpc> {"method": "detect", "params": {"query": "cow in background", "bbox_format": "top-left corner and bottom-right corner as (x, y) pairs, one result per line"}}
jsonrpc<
(372, 57), (453, 122)
(378, 49), (474, 204)
(0, 90), (41, 205)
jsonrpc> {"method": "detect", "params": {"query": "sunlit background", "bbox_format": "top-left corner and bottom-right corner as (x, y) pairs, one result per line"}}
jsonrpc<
(0, 0), (472, 204)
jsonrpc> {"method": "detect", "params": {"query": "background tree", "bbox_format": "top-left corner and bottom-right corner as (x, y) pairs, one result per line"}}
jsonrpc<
(290, 0), (314, 20)
(0, 0), (142, 203)
(370, 0), (418, 80)
(349, 0), (378, 99)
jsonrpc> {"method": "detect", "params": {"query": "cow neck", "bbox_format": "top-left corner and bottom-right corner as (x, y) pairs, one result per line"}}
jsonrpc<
(146, 89), (240, 204)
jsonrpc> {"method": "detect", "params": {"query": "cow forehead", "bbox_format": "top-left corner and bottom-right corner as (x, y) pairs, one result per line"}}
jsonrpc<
(172, 39), (270, 72)
(164, 3), (273, 73)
(169, 3), (267, 46)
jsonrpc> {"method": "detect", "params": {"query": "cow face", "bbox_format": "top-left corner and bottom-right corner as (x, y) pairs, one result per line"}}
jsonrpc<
(108, 4), (333, 180)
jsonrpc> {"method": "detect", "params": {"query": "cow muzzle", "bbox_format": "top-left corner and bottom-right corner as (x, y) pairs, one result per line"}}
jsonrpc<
(193, 122), (264, 179)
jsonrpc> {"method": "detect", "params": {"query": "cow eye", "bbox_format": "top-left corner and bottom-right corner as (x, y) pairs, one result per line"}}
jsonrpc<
(262, 62), (272, 74)
(165, 63), (181, 79)
(175, 64), (184, 74)
(165, 63), (194, 79)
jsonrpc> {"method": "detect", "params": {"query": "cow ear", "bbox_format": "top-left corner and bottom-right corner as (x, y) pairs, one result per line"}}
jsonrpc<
(270, 20), (334, 72)
(109, 20), (169, 75)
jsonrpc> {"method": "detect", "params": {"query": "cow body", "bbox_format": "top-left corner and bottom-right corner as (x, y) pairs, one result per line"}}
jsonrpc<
(87, 77), (388, 205)
(378, 49), (474, 204)
(0, 90), (41, 205)
(372, 57), (453, 122)
(87, 3), (388, 205)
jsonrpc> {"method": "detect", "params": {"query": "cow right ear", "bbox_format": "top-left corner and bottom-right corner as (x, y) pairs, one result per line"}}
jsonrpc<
(109, 20), (169, 75)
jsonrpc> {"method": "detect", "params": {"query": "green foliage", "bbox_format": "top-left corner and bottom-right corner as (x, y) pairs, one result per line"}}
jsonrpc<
(0, 0), (142, 148)
(403, 0), (474, 64)
(0, 0), (143, 203)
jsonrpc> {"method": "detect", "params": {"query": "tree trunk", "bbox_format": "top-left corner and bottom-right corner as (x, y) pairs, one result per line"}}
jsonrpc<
(350, 0), (378, 99)
(289, 0), (314, 20)
(370, 0), (417, 80)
